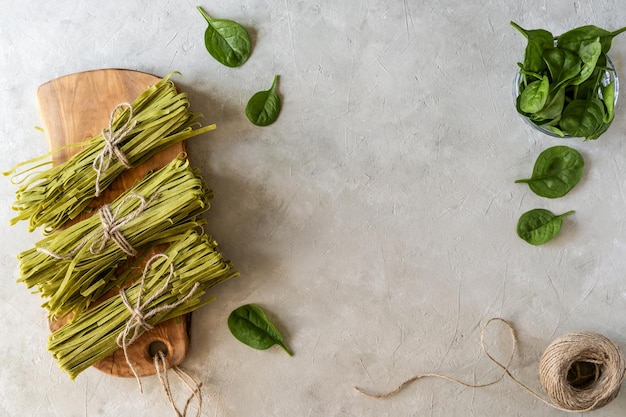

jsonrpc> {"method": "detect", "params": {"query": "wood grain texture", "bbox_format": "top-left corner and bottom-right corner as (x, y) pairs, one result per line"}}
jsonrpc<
(37, 68), (189, 378)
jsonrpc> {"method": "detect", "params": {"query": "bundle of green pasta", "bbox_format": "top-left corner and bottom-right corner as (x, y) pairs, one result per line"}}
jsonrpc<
(18, 157), (211, 318)
(47, 229), (238, 379)
(5, 72), (216, 235)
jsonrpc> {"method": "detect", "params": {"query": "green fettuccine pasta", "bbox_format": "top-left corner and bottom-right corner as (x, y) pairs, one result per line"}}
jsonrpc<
(5, 72), (216, 234)
(48, 229), (238, 379)
(18, 157), (211, 318)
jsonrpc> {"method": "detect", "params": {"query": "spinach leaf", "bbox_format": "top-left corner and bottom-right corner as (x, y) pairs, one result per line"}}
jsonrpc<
(511, 21), (554, 73)
(533, 87), (565, 121)
(569, 39), (602, 85)
(587, 122), (611, 141)
(544, 125), (566, 137)
(601, 80), (616, 123)
(517, 209), (574, 245)
(569, 74), (597, 101)
(245, 75), (282, 126)
(558, 25), (626, 54)
(519, 76), (549, 113)
(228, 304), (293, 355)
(543, 47), (581, 87)
(516, 146), (584, 198)
(560, 98), (606, 138)
(197, 6), (251, 67)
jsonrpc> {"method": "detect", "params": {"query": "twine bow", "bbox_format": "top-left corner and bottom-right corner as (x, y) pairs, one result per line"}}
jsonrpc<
(93, 102), (136, 197)
(37, 193), (157, 260)
(116, 253), (200, 392)
(89, 193), (156, 256)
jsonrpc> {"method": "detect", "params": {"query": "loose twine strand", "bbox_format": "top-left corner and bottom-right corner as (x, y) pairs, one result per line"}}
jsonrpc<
(116, 253), (200, 393)
(93, 102), (136, 197)
(354, 318), (626, 413)
(37, 193), (158, 260)
(154, 350), (203, 417)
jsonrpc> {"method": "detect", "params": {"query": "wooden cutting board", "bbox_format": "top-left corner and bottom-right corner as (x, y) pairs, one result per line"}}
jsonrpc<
(38, 68), (190, 377)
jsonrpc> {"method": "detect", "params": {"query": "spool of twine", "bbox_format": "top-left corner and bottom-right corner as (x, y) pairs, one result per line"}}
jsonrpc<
(354, 318), (626, 413)
(539, 331), (626, 412)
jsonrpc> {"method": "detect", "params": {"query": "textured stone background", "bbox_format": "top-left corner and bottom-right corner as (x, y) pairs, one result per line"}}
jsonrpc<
(2, 0), (626, 416)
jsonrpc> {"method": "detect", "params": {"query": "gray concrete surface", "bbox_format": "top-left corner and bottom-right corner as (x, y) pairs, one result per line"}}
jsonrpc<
(2, 0), (626, 416)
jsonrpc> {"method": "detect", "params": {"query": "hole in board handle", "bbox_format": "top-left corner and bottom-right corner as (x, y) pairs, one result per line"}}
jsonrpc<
(148, 340), (169, 358)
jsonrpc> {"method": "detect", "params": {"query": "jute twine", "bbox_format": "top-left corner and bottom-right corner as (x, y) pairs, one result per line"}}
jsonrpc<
(116, 253), (200, 392)
(117, 254), (203, 416)
(93, 102), (136, 197)
(539, 331), (626, 411)
(37, 193), (158, 260)
(354, 318), (626, 413)
(154, 350), (203, 417)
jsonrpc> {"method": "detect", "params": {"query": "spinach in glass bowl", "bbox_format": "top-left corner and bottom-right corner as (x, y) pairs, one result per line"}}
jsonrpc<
(511, 22), (624, 140)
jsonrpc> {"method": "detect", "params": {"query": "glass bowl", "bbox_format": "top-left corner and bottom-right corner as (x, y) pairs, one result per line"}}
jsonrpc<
(513, 54), (619, 138)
